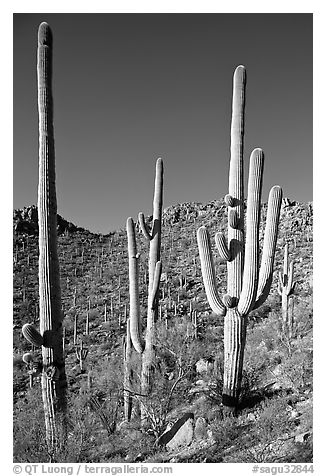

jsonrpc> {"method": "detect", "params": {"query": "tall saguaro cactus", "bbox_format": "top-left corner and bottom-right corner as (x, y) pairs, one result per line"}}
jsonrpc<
(126, 158), (163, 422)
(22, 22), (67, 458)
(197, 65), (282, 413)
(278, 244), (296, 336)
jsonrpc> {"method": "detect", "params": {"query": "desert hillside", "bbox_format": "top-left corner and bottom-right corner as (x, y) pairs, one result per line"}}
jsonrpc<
(13, 198), (313, 463)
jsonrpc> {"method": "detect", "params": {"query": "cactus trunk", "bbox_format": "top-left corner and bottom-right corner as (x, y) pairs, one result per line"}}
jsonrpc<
(123, 319), (133, 421)
(37, 22), (67, 458)
(223, 309), (247, 410)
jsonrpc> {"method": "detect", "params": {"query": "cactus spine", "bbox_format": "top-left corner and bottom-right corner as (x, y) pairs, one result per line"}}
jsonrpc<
(21, 23), (67, 457)
(278, 244), (296, 336)
(126, 158), (163, 423)
(197, 65), (282, 413)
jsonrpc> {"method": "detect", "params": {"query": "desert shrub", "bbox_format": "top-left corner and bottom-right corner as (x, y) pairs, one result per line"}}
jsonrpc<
(13, 386), (48, 462)
(14, 382), (121, 463)
(277, 338), (313, 393)
(287, 440), (313, 463)
(210, 414), (243, 449)
(226, 395), (296, 463)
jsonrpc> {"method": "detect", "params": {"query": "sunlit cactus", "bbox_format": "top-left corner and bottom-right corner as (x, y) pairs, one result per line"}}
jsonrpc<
(278, 243), (296, 337)
(21, 22), (67, 459)
(197, 65), (282, 413)
(75, 340), (89, 371)
(126, 158), (163, 424)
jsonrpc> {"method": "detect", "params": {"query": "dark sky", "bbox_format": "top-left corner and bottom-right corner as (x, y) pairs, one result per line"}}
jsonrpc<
(13, 13), (312, 234)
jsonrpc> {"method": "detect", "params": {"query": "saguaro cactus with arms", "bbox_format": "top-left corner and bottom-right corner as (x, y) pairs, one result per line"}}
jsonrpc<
(197, 66), (282, 413)
(126, 158), (163, 423)
(278, 243), (296, 337)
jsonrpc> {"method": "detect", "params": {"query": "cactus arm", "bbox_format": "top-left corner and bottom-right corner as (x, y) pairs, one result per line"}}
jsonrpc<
(283, 244), (289, 276)
(127, 217), (144, 354)
(22, 323), (44, 347)
(197, 227), (226, 316)
(138, 212), (152, 241)
(215, 232), (230, 261)
(22, 352), (34, 364)
(277, 274), (283, 296)
(286, 261), (294, 295)
(228, 65), (246, 299)
(148, 158), (163, 288)
(238, 149), (264, 316)
(253, 185), (283, 309)
(150, 261), (162, 310)
(279, 270), (284, 288)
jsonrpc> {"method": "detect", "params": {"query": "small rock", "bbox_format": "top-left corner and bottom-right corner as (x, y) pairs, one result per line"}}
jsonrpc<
(195, 358), (214, 374)
(194, 417), (207, 440)
(247, 412), (256, 422)
(295, 431), (311, 443)
(290, 409), (300, 419)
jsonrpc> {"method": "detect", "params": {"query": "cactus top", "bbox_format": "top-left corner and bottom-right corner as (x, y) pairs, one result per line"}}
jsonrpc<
(38, 22), (53, 46)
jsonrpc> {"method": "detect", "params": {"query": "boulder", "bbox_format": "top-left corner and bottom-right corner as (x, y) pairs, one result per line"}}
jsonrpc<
(157, 412), (194, 450)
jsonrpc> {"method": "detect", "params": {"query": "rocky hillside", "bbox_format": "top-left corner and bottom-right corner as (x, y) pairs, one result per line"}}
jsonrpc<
(13, 198), (313, 463)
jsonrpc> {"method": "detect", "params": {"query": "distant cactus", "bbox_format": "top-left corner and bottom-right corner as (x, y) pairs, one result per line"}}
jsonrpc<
(278, 243), (296, 337)
(85, 312), (90, 335)
(197, 65), (282, 413)
(21, 23), (67, 458)
(73, 313), (78, 345)
(22, 353), (39, 388)
(22, 352), (34, 364)
(126, 158), (163, 424)
(75, 340), (89, 371)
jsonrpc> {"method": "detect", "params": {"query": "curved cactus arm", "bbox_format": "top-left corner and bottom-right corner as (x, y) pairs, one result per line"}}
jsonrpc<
(22, 352), (34, 364)
(127, 217), (145, 354)
(238, 148), (264, 316)
(138, 212), (152, 241)
(197, 227), (226, 316)
(215, 232), (230, 261)
(253, 185), (283, 309)
(22, 323), (44, 347)
(150, 261), (162, 310)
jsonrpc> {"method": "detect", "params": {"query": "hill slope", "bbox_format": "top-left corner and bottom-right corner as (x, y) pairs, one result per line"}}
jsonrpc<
(13, 199), (313, 463)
